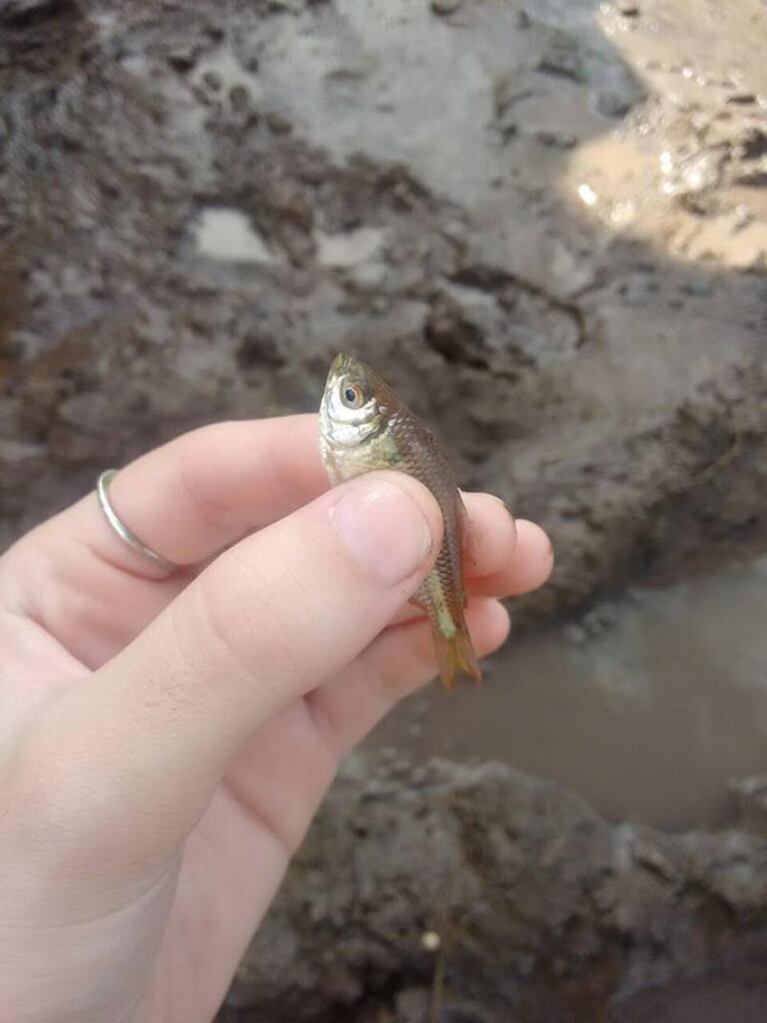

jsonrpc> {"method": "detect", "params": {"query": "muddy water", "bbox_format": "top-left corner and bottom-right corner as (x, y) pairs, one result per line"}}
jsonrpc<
(369, 554), (767, 831)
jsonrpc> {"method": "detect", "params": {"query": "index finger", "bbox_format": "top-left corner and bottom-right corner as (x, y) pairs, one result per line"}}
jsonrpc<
(38, 414), (328, 575)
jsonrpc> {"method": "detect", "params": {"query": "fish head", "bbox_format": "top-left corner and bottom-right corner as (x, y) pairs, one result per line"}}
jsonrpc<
(319, 352), (391, 452)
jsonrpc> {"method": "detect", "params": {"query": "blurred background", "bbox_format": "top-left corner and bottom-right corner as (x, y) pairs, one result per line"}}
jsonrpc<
(2, 0), (766, 1020)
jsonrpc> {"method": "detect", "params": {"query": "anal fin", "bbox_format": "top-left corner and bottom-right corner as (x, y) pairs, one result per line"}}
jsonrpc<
(433, 621), (482, 689)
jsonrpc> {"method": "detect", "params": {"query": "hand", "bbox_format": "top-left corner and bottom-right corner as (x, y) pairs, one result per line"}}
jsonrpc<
(0, 415), (553, 1023)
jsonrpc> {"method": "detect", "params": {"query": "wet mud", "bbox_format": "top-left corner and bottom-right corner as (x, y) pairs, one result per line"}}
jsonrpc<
(224, 758), (767, 1023)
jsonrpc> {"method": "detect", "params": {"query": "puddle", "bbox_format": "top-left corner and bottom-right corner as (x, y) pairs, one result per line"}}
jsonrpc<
(368, 554), (767, 831)
(567, 130), (767, 270)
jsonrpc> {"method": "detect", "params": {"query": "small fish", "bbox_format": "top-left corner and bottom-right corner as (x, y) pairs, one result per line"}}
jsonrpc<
(319, 352), (481, 688)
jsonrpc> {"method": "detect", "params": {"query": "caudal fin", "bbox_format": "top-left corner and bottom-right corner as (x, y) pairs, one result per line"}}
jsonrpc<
(434, 621), (482, 689)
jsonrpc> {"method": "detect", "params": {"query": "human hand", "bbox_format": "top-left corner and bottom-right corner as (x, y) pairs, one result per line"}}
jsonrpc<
(0, 415), (553, 1023)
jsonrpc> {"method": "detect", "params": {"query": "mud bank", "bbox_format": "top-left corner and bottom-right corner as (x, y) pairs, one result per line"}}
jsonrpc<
(221, 758), (767, 1023)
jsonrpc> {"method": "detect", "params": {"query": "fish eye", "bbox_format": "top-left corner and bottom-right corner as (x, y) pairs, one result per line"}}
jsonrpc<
(340, 382), (366, 409)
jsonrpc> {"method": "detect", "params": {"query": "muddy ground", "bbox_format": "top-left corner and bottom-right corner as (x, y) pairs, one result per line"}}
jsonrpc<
(222, 758), (767, 1023)
(1, 0), (767, 1020)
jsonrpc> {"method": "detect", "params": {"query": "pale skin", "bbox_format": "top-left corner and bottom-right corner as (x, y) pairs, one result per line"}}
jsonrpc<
(0, 414), (553, 1023)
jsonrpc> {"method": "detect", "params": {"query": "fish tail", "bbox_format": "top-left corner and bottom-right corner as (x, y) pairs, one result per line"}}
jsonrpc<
(433, 620), (482, 689)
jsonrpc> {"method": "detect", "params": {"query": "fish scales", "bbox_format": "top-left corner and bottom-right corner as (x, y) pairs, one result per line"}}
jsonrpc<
(319, 353), (481, 688)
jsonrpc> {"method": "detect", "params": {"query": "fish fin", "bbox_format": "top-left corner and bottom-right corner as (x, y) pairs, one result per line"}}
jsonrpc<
(433, 621), (482, 689)
(409, 577), (430, 613)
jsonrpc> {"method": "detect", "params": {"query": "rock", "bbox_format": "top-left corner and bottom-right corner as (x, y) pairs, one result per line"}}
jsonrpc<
(221, 759), (767, 1021)
(662, 149), (725, 196)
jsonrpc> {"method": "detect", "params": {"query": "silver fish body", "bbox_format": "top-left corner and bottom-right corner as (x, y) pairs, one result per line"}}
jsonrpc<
(319, 352), (480, 687)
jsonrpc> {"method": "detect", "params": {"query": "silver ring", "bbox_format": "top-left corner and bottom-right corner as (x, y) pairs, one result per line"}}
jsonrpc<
(96, 469), (180, 573)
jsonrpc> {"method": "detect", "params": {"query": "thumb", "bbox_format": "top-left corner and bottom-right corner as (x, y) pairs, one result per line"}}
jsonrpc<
(24, 472), (441, 861)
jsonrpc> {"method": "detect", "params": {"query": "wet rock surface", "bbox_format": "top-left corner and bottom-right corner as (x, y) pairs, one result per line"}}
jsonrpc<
(2, 1), (767, 1020)
(220, 758), (767, 1022)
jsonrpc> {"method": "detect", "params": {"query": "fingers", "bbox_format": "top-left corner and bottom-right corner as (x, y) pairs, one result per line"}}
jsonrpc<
(36, 415), (327, 576)
(21, 473), (443, 866)
(3, 415), (326, 666)
(4, 411), (547, 670)
(19, 415), (536, 592)
(461, 493), (517, 578)
(219, 597), (510, 855)
(469, 518), (554, 596)
(307, 596), (511, 758)
(388, 510), (552, 627)
(3, 407), (551, 682)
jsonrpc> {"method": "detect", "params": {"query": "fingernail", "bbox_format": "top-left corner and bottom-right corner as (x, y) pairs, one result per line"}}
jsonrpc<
(330, 477), (435, 586)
